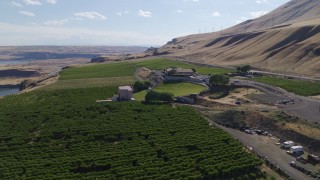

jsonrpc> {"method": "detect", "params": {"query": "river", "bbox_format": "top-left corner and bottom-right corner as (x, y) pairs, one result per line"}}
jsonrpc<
(0, 60), (30, 66)
(0, 60), (25, 97)
(0, 88), (20, 97)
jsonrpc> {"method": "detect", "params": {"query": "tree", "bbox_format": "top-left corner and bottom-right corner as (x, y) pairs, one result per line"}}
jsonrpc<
(133, 81), (151, 92)
(133, 81), (144, 92)
(159, 92), (174, 103)
(236, 65), (252, 74)
(209, 74), (230, 87)
(145, 90), (159, 103)
(145, 91), (174, 103)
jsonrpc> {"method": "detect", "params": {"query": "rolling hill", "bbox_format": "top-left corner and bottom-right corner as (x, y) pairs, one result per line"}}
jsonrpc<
(157, 0), (320, 78)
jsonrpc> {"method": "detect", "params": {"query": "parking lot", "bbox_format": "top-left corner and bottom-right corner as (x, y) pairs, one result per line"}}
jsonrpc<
(213, 122), (318, 180)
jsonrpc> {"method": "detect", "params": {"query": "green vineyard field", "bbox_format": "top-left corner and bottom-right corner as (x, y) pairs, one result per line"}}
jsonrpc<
(0, 87), (263, 179)
(252, 76), (320, 96)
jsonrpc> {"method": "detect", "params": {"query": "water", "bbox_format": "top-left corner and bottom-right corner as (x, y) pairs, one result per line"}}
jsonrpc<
(0, 60), (31, 66)
(0, 88), (20, 97)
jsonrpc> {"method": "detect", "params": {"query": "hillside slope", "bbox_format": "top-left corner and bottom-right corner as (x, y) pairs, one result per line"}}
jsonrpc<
(157, 0), (320, 78)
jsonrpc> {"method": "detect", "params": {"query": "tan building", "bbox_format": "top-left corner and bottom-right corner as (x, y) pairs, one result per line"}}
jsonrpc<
(118, 86), (133, 101)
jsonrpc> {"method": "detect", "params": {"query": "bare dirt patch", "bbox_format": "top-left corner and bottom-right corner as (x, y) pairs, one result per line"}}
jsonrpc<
(205, 88), (263, 105)
(135, 67), (151, 80)
(284, 123), (320, 141)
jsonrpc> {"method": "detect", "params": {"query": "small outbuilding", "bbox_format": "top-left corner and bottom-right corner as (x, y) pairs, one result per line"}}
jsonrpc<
(118, 86), (133, 101)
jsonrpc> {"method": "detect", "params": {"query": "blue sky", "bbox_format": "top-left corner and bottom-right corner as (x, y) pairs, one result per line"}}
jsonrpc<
(0, 0), (290, 46)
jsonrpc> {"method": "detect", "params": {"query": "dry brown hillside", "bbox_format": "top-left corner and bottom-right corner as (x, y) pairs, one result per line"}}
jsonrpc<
(157, 0), (320, 78)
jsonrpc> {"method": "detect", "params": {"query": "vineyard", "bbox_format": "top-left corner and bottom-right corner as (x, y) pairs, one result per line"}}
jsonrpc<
(0, 86), (264, 179)
(252, 76), (320, 96)
(134, 58), (233, 75)
(44, 58), (233, 90)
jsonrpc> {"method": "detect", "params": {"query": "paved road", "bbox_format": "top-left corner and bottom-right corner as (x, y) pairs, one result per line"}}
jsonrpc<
(232, 79), (320, 123)
(213, 123), (315, 180)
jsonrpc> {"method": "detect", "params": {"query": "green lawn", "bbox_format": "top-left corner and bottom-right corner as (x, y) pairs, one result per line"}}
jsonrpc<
(156, 82), (207, 96)
(133, 90), (148, 101)
(134, 58), (233, 75)
(252, 76), (320, 96)
(134, 82), (207, 101)
(59, 62), (135, 80)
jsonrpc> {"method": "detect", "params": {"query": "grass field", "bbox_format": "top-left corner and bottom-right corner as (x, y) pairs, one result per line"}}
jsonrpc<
(156, 82), (207, 96)
(60, 62), (135, 80)
(134, 58), (233, 75)
(252, 76), (320, 96)
(134, 82), (207, 101)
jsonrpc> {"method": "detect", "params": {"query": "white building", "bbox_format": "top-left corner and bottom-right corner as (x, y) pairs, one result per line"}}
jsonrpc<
(118, 86), (133, 101)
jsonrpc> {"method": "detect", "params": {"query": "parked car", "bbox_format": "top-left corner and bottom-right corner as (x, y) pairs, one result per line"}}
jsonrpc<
(296, 156), (307, 164)
(308, 154), (320, 165)
(289, 161), (296, 167)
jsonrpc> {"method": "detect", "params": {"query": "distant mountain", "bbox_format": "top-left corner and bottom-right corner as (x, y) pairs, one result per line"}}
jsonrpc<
(157, 0), (320, 78)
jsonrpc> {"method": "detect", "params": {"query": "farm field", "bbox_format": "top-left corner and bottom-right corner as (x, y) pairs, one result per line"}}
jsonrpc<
(134, 82), (207, 101)
(134, 58), (233, 75)
(45, 58), (230, 91)
(252, 76), (320, 96)
(0, 87), (263, 179)
(42, 61), (136, 90)
(59, 62), (136, 80)
(43, 76), (135, 90)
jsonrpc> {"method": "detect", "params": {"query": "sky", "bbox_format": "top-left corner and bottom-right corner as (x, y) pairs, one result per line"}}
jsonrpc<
(0, 0), (290, 46)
